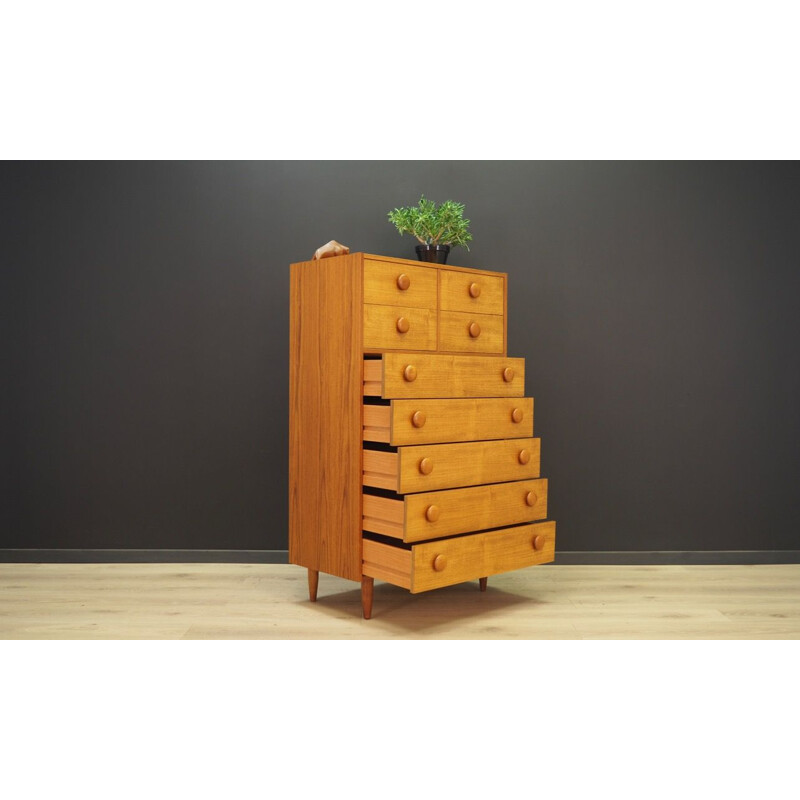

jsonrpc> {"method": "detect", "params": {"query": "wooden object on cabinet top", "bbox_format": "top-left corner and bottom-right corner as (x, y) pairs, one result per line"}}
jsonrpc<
(288, 253), (363, 582)
(363, 353), (525, 399)
(363, 397), (534, 445)
(363, 478), (548, 542)
(362, 520), (556, 593)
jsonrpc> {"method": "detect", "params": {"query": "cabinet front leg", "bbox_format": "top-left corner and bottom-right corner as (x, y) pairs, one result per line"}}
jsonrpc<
(308, 568), (319, 602)
(361, 576), (374, 620)
(479, 577), (488, 592)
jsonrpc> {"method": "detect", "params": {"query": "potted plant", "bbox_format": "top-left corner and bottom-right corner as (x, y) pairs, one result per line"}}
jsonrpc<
(387, 195), (473, 264)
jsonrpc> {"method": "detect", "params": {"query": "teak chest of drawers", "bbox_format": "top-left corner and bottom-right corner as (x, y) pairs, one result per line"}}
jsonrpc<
(289, 252), (556, 618)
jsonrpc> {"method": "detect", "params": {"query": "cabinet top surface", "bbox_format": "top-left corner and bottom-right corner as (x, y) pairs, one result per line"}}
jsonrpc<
(291, 252), (506, 277)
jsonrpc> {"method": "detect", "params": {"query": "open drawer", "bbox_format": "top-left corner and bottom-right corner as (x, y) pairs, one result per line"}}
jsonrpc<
(363, 478), (548, 542)
(363, 353), (524, 399)
(363, 397), (533, 445)
(363, 438), (540, 493)
(362, 521), (556, 593)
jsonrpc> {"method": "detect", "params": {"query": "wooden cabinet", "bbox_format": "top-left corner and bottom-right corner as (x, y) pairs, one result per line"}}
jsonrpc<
(289, 252), (556, 618)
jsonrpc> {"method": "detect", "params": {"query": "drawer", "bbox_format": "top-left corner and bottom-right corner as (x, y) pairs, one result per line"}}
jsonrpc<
(439, 269), (504, 315)
(362, 520), (556, 592)
(363, 478), (548, 542)
(363, 397), (533, 445)
(363, 303), (437, 351)
(363, 437), (540, 493)
(438, 310), (504, 354)
(363, 353), (525, 398)
(363, 258), (437, 309)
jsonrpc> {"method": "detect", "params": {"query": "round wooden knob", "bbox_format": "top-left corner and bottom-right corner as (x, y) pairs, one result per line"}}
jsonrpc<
(469, 282), (481, 298)
(396, 317), (410, 333)
(403, 365), (417, 382)
(411, 410), (426, 428)
(502, 367), (515, 383)
(425, 505), (440, 522)
(468, 322), (481, 338)
(511, 407), (523, 423)
(396, 273), (410, 291)
(433, 554), (447, 571)
(526, 491), (537, 506)
(419, 457), (433, 475)
(518, 449), (531, 465)
(533, 534), (546, 551)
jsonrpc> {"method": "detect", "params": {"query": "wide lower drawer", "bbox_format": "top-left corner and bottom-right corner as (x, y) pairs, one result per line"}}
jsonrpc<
(363, 397), (533, 445)
(362, 520), (556, 593)
(363, 353), (525, 398)
(438, 310), (504, 354)
(363, 437), (540, 493)
(363, 478), (548, 542)
(363, 303), (437, 351)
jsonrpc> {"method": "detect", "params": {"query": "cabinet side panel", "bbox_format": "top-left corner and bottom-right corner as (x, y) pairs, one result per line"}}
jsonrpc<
(289, 254), (363, 582)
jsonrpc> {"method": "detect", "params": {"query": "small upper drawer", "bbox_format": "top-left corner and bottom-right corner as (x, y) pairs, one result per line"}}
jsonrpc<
(439, 310), (504, 354)
(440, 269), (504, 315)
(363, 437), (540, 493)
(363, 259), (437, 309)
(363, 304), (437, 352)
(363, 353), (525, 398)
(363, 397), (533, 445)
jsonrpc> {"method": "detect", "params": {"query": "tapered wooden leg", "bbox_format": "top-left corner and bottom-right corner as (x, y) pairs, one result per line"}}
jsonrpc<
(361, 576), (374, 619)
(479, 577), (488, 592)
(308, 568), (319, 602)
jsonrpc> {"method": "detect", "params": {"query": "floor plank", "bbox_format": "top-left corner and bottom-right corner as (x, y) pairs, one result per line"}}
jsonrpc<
(1, 563), (799, 639)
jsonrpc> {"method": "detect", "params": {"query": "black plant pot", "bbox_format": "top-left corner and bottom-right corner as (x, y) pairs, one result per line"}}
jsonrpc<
(415, 244), (450, 264)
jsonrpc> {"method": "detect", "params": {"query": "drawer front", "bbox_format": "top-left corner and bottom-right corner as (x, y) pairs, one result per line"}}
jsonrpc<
(362, 478), (548, 542)
(363, 303), (437, 351)
(361, 520), (556, 593)
(411, 521), (556, 592)
(439, 269), (504, 315)
(398, 438), (540, 493)
(438, 310), (504, 354)
(363, 353), (525, 398)
(364, 259), (437, 309)
(363, 397), (533, 445)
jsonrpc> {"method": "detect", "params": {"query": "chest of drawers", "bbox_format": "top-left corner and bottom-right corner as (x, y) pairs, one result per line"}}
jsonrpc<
(289, 252), (556, 618)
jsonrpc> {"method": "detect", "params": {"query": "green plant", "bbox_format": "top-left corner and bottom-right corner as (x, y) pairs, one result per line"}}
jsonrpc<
(387, 195), (473, 250)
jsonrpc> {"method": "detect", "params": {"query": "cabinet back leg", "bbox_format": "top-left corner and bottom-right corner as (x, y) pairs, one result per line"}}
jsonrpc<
(361, 576), (374, 619)
(308, 569), (319, 602)
(479, 577), (488, 592)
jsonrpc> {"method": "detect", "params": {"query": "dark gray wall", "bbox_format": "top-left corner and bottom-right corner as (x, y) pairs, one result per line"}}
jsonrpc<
(3, 161), (799, 553)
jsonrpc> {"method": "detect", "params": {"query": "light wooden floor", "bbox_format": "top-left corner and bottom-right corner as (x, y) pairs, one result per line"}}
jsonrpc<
(1, 563), (799, 639)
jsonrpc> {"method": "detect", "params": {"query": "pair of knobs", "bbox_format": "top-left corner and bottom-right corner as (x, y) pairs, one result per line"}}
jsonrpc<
(431, 534), (546, 572)
(410, 408), (524, 428)
(396, 320), (481, 337)
(424, 491), (538, 523)
(403, 365), (515, 383)
(396, 274), (481, 299)
(418, 449), (531, 475)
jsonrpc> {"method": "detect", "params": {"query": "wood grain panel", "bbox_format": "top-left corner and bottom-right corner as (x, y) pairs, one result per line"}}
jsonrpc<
(382, 397), (532, 445)
(411, 521), (556, 592)
(363, 303), (437, 351)
(439, 268), (505, 315)
(362, 538), (411, 589)
(362, 478), (548, 541)
(372, 353), (525, 398)
(363, 259), (437, 308)
(397, 438), (540, 493)
(289, 253), (363, 582)
(438, 309), (504, 353)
